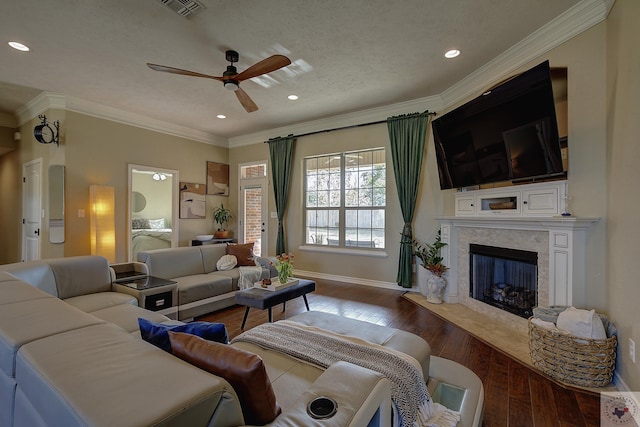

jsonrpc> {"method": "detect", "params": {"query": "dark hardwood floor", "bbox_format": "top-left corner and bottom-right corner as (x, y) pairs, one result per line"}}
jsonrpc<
(197, 279), (601, 427)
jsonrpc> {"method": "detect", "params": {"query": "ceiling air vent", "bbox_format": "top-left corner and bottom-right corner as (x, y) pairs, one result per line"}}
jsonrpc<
(156, 0), (205, 17)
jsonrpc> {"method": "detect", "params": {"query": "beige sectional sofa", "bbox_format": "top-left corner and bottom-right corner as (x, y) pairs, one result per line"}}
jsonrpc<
(0, 256), (392, 427)
(0, 255), (484, 427)
(137, 245), (272, 321)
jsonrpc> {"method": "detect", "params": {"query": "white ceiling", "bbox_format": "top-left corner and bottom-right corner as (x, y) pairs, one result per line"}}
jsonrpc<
(0, 0), (602, 140)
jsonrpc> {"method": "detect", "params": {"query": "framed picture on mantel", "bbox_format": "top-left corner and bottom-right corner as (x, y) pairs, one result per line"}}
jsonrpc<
(206, 161), (229, 196)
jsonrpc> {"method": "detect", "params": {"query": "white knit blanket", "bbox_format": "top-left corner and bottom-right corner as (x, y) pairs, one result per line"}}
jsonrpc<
(238, 266), (262, 290)
(232, 321), (460, 427)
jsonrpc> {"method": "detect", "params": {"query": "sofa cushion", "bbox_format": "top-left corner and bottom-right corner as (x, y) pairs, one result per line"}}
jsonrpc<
(225, 243), (255, 266)
(16, 323), (236, 427)
(200, 245), (228, 273)
(47, 256), (112, 299)
(87, 306), (170, 334)
(138, 247), (205, 279)
(175, 274), (233, 305)
(0, 298), (104, 377)
(0, 261), (59, 297)
(64, 292), (138, 313)
(287, 311), (432, 379)
(0, 280), (54, 306)
(138, 318), (228, 352)
(169, 331), (281, 425)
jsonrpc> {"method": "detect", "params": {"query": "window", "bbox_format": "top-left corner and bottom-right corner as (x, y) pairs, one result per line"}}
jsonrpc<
(304, 148), (385, 249)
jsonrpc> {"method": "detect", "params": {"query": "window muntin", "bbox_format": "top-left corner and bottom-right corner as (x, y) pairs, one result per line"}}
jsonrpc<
(305, 149), (385, 249)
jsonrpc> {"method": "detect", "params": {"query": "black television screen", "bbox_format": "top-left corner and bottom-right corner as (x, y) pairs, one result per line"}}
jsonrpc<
(432, 61), (564, 190)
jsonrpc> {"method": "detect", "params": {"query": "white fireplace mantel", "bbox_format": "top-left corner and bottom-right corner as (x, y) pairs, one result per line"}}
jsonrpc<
(437, 216), (599, 308)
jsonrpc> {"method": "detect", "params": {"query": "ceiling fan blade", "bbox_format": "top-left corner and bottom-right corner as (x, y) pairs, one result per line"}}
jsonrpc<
(235, 87), (259, 113)
(235, 55), (291, 82)
(146, 63), (225, 81)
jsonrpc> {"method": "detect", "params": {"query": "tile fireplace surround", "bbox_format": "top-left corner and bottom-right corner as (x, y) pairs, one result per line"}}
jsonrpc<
(437, 216), (599, 333)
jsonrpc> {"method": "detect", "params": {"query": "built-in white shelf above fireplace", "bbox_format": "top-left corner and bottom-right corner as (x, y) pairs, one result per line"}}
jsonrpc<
(437, 181), (599, 328)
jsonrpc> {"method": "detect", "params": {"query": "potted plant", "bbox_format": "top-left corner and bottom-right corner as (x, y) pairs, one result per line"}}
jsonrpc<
(213, 203), (233, 238)
(413, 230), (449, 303)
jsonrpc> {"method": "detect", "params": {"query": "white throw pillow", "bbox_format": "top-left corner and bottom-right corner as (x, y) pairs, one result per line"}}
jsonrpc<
(216, 255), (237, 271)
(148, 218), (165, 229)
(557, 307), (607, 340)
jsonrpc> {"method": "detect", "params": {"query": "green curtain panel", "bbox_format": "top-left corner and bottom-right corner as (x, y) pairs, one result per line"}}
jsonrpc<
(268, 135), (295, 255)
(387, 112), (430, 288)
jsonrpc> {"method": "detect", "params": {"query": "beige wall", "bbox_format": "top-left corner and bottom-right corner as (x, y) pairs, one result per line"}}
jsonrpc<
(0, 111), (228, 264)
(0, 111), (67, 263)
(605, 0), (640, 391)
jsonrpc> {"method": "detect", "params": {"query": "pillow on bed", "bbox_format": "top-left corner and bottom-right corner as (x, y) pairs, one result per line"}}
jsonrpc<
(132, 218), (150, 229)
(226, 243), (255, 266)
(168, 331), (281, 425)
(148, 218), (165, 229)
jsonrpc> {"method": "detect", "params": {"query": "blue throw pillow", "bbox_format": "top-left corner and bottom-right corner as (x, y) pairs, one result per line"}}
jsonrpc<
(138, 318), (229, 353)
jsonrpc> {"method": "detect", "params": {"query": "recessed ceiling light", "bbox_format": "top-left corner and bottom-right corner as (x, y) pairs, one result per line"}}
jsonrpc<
(287, 94), (299, 101)
(445, 49), (460, 59)
(8, 41), (30, 52)
(216, 114), (226, 119)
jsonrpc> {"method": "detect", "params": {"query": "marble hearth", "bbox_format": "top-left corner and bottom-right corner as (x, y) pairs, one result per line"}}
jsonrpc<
(437, 217), (598, 332)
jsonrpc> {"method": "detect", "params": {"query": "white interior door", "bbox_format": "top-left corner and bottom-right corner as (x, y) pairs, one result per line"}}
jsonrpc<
(22, 159), (42, 261)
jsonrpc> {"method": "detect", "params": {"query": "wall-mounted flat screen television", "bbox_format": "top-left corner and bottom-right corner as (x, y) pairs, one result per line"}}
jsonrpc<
(431, 60), (565, 190)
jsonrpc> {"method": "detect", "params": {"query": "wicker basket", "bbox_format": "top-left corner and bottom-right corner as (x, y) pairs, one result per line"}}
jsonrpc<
(528, 317), (617, 387)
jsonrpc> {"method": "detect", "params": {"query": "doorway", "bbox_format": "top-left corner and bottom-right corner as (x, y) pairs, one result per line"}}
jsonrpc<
(128, 164), (179, 261)
(239, 162), (267, 257)
(22, 158), (42, 261)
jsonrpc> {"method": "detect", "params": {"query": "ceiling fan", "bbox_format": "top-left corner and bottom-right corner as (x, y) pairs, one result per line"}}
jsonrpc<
(147, 50), (291, 113)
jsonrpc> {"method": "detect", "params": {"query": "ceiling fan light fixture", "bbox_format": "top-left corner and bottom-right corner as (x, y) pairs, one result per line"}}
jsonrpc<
(224, 81), (239, 91)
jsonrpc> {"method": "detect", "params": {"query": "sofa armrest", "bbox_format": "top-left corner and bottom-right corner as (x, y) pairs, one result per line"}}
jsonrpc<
(263, 361), (392, 427)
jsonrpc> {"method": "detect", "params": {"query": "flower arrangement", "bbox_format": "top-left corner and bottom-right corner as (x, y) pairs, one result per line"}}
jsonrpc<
(270, 253), (294, 284)
(413, 230), (449, 278)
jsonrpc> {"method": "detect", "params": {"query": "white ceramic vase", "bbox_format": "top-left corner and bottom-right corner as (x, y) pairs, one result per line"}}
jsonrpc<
(425, 271), (446, 304)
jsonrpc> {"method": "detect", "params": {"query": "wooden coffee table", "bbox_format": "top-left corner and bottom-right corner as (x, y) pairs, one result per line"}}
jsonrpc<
(234, 279), (316, 329)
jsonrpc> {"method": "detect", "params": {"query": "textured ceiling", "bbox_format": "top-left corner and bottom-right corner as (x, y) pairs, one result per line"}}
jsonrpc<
(0, 0), (584, 138)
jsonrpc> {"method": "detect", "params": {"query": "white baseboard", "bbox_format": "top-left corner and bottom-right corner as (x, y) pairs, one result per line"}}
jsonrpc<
(294, 269), (414, 292)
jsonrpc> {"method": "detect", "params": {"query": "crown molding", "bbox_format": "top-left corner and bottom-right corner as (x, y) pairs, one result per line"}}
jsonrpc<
(231, 0), (613, 147)
(440, 0), (613, 109)
(10, 0), (612, 149)
(228, 95), (444, 147)
(15, 92), (66, 125)
(63, 96), (227, 147)
(15, 92), (227, 147)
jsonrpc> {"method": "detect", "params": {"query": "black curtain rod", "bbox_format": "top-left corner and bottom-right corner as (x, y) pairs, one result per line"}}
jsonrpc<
(265, 111), (437, 143)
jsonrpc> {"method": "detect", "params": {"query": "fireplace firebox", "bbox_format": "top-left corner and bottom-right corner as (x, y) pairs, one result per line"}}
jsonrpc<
(469, 244), (538, 318)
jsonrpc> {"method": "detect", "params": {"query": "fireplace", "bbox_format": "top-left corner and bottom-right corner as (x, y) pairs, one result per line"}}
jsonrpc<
(469, 244), (538, 319)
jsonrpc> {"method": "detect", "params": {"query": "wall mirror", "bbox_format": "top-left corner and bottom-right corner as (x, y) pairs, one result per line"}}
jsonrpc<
(127, 164), (179, 261)
(49, 164), (65, 243)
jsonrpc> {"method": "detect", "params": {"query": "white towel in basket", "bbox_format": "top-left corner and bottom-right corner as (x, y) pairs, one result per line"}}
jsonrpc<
(557, 307), (607, 340)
